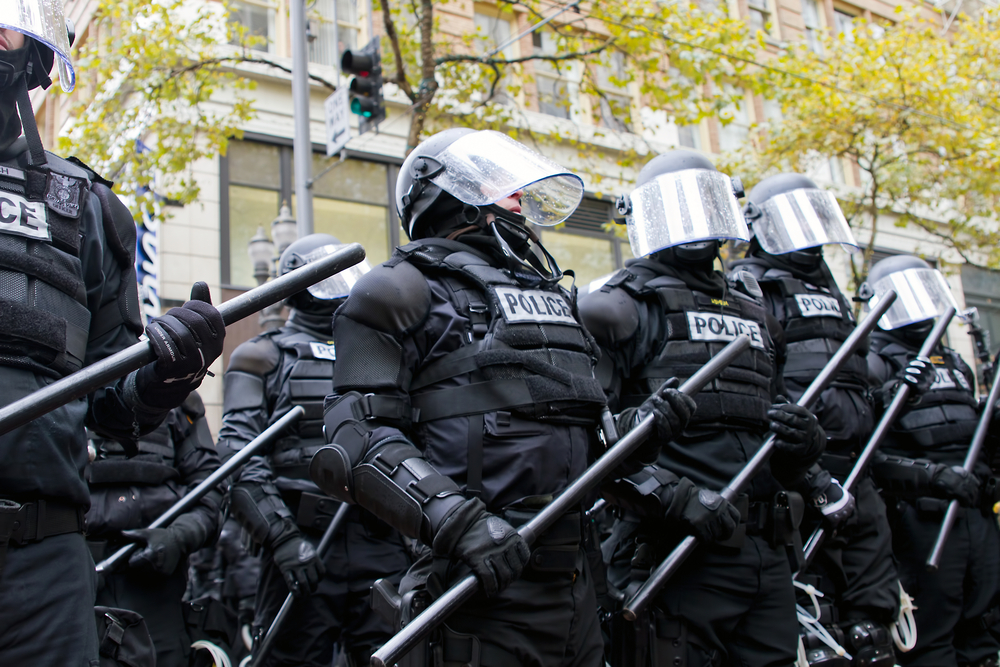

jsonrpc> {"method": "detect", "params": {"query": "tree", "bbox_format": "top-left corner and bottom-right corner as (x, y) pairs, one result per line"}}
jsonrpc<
(722, 8), (1000, 288)
(377, 0), (774, 180)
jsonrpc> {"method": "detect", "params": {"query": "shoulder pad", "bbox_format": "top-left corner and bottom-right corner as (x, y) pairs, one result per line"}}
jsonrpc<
(180, 390), (207, 420)
(65, 155), (113, 188)
(339, 260), (431, 334)
(579, 287), (640, 348)
(227, 336), (281, 377)
(728, 271), (764, 298)
(43, 152), (92, 183)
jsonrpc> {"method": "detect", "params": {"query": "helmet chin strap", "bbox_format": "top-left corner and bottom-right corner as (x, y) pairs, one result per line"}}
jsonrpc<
(485, 208), (564, 288)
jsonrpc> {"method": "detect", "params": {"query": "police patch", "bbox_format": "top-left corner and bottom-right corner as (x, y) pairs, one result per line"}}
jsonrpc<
(45, 173), (83, 218)
(686, 312), (766, 350)
(309, 342), (337, 362)
(795, 293), (842, 318)
(494, 287), (577, 325)
(0, 191), (50, 241)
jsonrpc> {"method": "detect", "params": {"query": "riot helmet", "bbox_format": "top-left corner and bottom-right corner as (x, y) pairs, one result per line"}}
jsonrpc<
(279, 233), (371, 315)
(396, 129), (585, 286)
(616, 150), (748, 260)
(860, 255), (959, 331)
(743, 173), (858, 269)
(0, 0), (75, 92)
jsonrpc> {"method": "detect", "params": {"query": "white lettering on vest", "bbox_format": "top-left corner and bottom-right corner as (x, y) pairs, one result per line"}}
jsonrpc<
(952, 369), (971, 392)
(686, 311), (766, 350)
(0, 191), (50, 241)
(794, 293), (842, 318)
(494, 287), (577, 325)
(309, 342), (337, 362)
(930, 368), (956, 390)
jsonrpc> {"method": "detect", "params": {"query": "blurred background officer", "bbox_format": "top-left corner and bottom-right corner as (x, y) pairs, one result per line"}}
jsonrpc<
(220, 234), (411, 667)
(311, 128), (623, 667)
(865, 256), (1000, 667)
(732, 173), (900, 665)
(0, 4), (224, 665)
(87, 391), (223, 667)
(582, 151), (825, 666)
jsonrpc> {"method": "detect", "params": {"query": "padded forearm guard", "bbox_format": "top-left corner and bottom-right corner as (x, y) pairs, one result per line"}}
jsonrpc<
(229, 481), (299, 549)
(870, 454), (936, 497)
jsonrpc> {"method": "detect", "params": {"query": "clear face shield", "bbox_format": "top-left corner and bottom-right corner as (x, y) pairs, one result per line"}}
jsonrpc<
(0, 0), (75, 91)
(621, 169), (749, 258)
(301, 245), (371, 300)
(426, 130), (585, 227)
(754, 188), (859, 255)
(868, 267), (960, 330)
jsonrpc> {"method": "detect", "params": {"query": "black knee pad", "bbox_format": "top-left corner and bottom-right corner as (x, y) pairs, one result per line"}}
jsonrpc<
(844, 621), (895, 667)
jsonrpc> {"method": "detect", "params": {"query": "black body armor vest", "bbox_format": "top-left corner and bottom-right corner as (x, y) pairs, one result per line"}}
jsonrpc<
(391, 239), (606, 425)
(266, 327), (336, 479)
(741, 263), (868, 391)
(0, 154), (93, 377)
(608, 260), (774, 430)
(873, 335), (980, 458)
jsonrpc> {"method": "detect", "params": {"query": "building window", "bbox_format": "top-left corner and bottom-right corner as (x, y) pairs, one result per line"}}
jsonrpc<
(594, 51), (632, 132)
(717, 97), (750, 152)
(223, 139), (392, 288)
(229, 0), (276, 53)
(800, 0), (824, 53)
(309, 0), (359, 67)
(537, 198), (627, 288)
(533, 31), (576, 120)
(835, 9), (855, 38)
(748, 0), (772, 34)
(961, 264), (1000, 384)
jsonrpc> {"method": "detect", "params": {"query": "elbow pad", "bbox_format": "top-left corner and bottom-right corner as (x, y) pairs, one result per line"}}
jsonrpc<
(229, 482), (299, 550)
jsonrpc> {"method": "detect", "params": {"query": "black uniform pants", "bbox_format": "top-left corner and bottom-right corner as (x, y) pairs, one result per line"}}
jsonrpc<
(399, 548), (605, 667)
(608, 527), (797, 667)
(96, 555), (191, 667)
(253, 514), (411, 667)
(890, 499), (1000, 666)
(806, 476), (901, 622)
(0, 533), (99, 667)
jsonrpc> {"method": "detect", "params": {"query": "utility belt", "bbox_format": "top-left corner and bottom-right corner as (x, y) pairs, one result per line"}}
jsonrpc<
(502, 506), (582, 579)
(0, 499), (85, 574)
(888, 475), (1000, 519)
(820, 452), (860, 481)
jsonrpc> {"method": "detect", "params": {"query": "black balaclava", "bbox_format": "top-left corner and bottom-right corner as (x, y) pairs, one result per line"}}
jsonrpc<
(738, 236), (830, 285)
(880, 318), (935, 350)
(646, 241), (727, 298)
(0, 36), (51, 164)
(0, 43), (29, 156)
(287, 299), (342, 338)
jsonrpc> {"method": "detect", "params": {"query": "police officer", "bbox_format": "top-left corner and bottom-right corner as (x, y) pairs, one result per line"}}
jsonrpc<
(731, 173), (900, 665)
(864, 255), (1000, 667)
(87, 391), (223, 667)
(308, 128), (690, 667)
(580, 151), (826, 666)
(0, 6), (225, 664)
(220, 233), (411, 667)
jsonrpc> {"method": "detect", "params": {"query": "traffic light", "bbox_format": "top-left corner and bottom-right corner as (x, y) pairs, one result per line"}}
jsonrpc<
(341, 38), (385, 135)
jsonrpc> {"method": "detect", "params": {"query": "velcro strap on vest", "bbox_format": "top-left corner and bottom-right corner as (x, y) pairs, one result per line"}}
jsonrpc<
(351, 394), (419, 423)
(412, 379), (535, 422)
(410, 341), (490, 392)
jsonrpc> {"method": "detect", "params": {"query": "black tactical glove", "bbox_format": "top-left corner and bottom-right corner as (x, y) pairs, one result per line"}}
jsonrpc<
(271, 534), (326, 597)
(797, 464), (856, 528)
(624, 378), (697, 464)
(898, 357), (934, 400)
(121, 514), (208, 576)
(135, 282), (225, 409)
(432, 498), (530, 597)
(768, 398), (825, 460)
(930, 464), (980, 507)
(664, 477), (741, 543)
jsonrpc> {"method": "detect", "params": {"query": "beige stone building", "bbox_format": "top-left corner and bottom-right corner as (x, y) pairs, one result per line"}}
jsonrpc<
(35, 0), (1000, 432)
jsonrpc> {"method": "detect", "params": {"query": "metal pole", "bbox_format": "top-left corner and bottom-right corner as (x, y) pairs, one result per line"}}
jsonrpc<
(370, 336), (752, 667)
(926, 343), (1000, 570)
(251, 502), (351, 665)
(291, 0), (314, 235)
(95, 406), (307, 574)
(621, 291), (900, 622)
(799, 306), (957, 571)
(0, 244), (365, 436)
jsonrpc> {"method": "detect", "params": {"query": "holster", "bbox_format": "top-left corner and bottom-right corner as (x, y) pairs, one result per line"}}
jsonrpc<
(183, 594), (238, 648)
(914, 496), (949, 519)
(607, 606), (691, 667)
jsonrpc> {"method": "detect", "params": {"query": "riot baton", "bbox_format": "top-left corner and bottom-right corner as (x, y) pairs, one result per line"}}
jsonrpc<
(251, 501), (351, 666)
(370, 335), (752, 667)
(95, 405), (306, 574)
(621, 290), (899, 622)
(799, 306), (956, 572)
(926, 337), (1000, 570)
(0, 243), (365, 437)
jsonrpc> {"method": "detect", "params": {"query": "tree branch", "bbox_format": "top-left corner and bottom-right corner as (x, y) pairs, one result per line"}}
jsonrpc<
(436, 40), (612, 66)
(379, 0), (415, 100)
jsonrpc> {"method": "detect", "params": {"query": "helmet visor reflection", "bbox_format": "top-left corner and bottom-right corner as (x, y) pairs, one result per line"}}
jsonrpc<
(428, 130), (584, 226)
(302, 245), (371, 300)
(869, 267), (959, 330)
(0, 0), (74, 91)
(756, 189), (858, 255)
(625, 169), (748, 257)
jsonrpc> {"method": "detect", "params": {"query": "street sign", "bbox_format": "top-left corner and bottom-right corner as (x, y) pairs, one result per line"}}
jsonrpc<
(325, 86), (350, 157)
